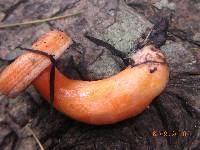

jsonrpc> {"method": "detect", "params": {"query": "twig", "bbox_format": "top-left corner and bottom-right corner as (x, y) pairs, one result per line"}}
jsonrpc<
(0, 12), (81, 29)
(168, 30), (200, 47)
(143, 28), (153, 45)
(26, 126), (45, 150)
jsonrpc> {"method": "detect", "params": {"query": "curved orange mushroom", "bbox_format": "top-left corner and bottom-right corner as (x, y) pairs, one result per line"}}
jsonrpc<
(0, 30), (169, 125)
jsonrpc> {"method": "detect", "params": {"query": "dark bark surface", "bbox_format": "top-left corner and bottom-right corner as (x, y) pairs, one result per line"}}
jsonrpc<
(0, 0), (199, 150)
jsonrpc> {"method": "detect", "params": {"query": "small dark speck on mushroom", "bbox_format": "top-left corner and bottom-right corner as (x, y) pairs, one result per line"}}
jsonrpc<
(150, 67), (157, 73)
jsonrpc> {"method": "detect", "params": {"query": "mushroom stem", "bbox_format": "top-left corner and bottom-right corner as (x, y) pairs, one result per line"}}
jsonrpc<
(0, 30), (72, 97)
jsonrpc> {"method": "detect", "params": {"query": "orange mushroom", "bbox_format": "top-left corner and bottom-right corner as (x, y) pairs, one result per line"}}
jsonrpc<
(0, 30), (169, 125)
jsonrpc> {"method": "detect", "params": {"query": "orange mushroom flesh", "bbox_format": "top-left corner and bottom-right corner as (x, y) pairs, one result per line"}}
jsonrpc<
(0, 30), (169, 125)
(32, 45), (169, 125)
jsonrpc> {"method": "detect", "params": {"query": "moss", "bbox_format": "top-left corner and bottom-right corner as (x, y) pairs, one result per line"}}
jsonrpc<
(190, 48), (200, 54)
(98, 4), (152, 53)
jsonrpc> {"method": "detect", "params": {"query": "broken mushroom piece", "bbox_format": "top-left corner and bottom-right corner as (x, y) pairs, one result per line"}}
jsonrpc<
(0, 30), (72, 97)
(0, 31), (169, 125)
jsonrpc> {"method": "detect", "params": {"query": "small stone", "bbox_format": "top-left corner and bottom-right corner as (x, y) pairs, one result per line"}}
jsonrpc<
(153, 0), (176, 10)
(161, 41), (197, 73)
(193, 32), (200, 41)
